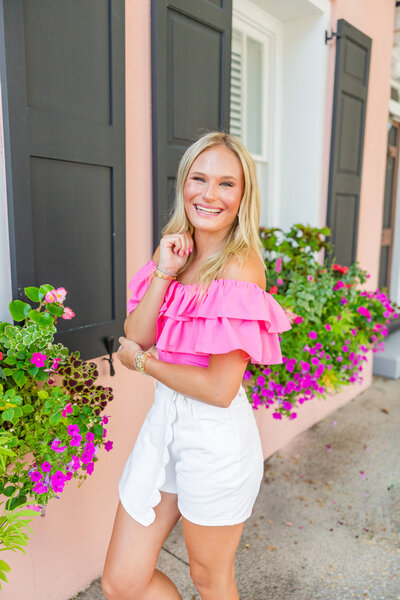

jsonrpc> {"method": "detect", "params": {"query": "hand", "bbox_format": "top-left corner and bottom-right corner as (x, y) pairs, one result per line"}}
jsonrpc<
(158, 232), (194, 274)
(117, 336), (142, 371)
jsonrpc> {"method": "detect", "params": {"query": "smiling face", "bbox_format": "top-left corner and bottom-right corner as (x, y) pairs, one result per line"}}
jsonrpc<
(183, 145), (244, 237)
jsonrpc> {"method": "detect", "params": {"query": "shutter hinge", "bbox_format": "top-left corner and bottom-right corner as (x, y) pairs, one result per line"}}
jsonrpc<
(325, 30), (341, 45)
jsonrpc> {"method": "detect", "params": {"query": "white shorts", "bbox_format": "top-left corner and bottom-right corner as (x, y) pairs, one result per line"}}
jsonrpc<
(118, 379), (264, 527)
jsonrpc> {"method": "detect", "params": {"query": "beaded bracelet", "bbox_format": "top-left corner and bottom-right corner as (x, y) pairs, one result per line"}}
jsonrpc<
(134, 350), (155, 375)
(156, 264), (177, 277)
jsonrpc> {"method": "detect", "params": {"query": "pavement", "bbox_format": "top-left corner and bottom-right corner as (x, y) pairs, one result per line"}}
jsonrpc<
(72, 376), (400, 600)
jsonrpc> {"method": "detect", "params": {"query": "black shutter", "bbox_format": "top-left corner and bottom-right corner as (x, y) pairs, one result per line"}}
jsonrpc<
(1, 0), (125, 360)
(151, 0), (232, 249)
(326, 19), (372, 266)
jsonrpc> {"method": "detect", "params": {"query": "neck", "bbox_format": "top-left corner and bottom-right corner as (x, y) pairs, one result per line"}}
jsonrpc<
(193, 228), (230, 261)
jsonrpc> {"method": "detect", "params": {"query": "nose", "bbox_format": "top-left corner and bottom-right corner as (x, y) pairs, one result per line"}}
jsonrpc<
(203, 182), (218, 201)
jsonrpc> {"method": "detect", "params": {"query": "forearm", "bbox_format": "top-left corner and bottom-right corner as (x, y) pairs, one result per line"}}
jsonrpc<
(124, 274), (172, 350)
(144, 356), (225, 408)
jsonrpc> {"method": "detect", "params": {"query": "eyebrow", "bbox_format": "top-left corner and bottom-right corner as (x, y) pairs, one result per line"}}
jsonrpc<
(190, 171), (237, 181)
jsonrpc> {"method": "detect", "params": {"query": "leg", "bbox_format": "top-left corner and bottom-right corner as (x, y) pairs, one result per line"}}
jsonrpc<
(182, 516), (244, 600)
(102, 492), (182, 599)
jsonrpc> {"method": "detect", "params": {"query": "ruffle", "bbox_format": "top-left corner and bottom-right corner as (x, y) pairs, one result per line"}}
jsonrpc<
(127, 260), (291, 365)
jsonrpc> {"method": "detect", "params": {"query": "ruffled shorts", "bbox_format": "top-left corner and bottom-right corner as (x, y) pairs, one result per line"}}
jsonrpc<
(118, 379), (264, 527)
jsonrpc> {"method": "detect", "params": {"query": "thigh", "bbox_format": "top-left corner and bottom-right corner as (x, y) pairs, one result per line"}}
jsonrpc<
(182, 516), (243, 574)
(103, 492), (181, 590)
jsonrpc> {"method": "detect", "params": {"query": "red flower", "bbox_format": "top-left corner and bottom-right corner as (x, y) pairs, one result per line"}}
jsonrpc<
(332, 264), (349, 274)
(269, 286), (278, 295)
(0, 351), (2, 360)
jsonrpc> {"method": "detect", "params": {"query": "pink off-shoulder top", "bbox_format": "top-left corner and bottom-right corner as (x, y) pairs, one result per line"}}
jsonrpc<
(127, 260), (291, 368)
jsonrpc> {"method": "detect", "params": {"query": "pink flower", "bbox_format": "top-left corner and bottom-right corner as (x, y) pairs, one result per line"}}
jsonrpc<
(275, 257), (282, 273)
(309, 331), (317, 340)
(357, 306), (372, 321)
(102, 416), (109, 425)
(307, 275), (313, 282)
(31, 352), (47, 368)
(282, 401), (292, 411)
(50, 438), (67, 453)
(54, 287), (67, 303)
(243, 370), (252, 380)
(300, 360), (310, 372)
(62, 307), (75, 320)
(68, 424), (80, 436)
(30, 470), (43, 482)
(33, 482), (48, 495)
(70, 435), (82, 447)
(290, 412), (297, 420)
(62, 403), (73, 418)
(105, 440), (114, 452)
(0, 351), (3, 360)
(294, 316), (303, 324)
(269, 286), (278, 295)
(286, 358), (297, 373)
(86, 431), (95, 442)
(86, 462), (95, 476)
(44, 290), (58, 303)
(342, 345), (349, 352)
(276, 278), (284, 286)
(334, 280), (345, 291)
(70, 455), (80, 471)
(272, 413), (282, 420)
(41, 462), (52, 473)
(25, 504), (42, 512)
(340, 296), (348, 305)
(51, 471), (67, 493)
(324, 324), (332, 331)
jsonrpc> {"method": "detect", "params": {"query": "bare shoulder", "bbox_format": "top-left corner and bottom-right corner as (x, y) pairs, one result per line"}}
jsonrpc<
(152, 244), (160, 263)
(223, 251), (266, 290)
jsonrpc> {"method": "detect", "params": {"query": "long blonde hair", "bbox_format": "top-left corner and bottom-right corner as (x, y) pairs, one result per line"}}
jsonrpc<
(160, 131), (266, 302)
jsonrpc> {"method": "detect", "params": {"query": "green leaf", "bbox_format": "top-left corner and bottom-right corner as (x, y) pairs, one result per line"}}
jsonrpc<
(24, 286), (43, 303)
(2, 408), (14, 422)
(0, 569), (9, 584)
(0, 560), (11, 573)
(46, 303), (65, 317)
(94, 425), (103, 437)
(37, 390), (49, 400)
(28, 310), (54, 328)
(0, 368), (6, 380)
(12, 369), (28, 388)
(49, 412), (61, 426)
(27, 364), (38, 377)
(3, 485), (16, 497)
(22, 404), (34, 415)
(4, 325), (17, 338)
(39, 284), (54, 295)
(9, 300), (31, 322)
(3, 355), (17, 366)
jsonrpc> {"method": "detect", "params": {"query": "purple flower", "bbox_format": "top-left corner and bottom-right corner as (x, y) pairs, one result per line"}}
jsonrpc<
(342, 345), (349, 352)
(286, 358), (297, 373)
(86, 462), (95, 475)
(30, 470), (43, 482)
(340, 296), (348, 305)
(309, 331), (318, 340)
(86, 431), (95, 442)
(105, 440), (114, 452)
(50, 438), (67, 453)
(336, 356), (343, 362)
(311, 357), (320, 366)
(33, 482), (48, 495)
(290, 412), (297, 420)
(282, 401), (292, 411)
(41, 462), (52, 473)
(243, 370), (252, 380)
(300, 360), (310, 372)
(50, 471), (66, 493)
(256, 376), (265, 386)
(70, 435), (82, 447)
(272, 413), (282, 420)
(67, 424), (80, 436)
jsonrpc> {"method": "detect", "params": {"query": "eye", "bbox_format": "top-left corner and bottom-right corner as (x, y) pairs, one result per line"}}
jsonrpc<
(221, 181), (234, 187)
(193, 176), (205, 182)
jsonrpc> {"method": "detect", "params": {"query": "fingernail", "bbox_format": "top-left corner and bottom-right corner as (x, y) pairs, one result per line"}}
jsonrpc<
(186, 249), (190, 255)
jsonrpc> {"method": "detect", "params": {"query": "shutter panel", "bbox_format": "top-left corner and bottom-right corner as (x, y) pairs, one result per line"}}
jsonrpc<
(230, 35), (243, 139)
(1, 0), (125, 360)
(326, 19), (372, 266)
(151, 0), (232, 249)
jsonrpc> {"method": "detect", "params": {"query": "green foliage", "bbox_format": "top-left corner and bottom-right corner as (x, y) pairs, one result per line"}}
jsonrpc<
(0, 283), (114, 587)
(244, 224), (399, 417)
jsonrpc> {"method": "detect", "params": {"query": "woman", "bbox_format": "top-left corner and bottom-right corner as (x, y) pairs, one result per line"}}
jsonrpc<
(102, 131), (291, 599)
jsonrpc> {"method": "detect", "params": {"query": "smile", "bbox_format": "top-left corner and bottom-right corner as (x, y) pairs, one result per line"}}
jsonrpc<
(194, 204), (223, 216)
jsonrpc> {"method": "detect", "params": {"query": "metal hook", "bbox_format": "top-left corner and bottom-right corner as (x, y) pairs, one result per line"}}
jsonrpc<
(103, 336), (115, 377)
(325, 30), (341, 44)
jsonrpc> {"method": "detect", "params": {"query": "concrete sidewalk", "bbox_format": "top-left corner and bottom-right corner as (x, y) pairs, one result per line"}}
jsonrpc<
(72, 376), (400, 600)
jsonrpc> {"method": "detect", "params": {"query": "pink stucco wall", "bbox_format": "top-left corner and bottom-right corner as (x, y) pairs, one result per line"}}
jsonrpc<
(2, 3), (154, 599)
(1, 1), (395, 599)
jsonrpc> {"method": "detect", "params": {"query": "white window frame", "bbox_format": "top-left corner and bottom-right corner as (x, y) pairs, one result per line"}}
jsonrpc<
(232, 0), (283, 227)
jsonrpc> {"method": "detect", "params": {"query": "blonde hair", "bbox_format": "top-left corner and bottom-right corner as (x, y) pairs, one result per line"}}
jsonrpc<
(160, 131), (266, 302)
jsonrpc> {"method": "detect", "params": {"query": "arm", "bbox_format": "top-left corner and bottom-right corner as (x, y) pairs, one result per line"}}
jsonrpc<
(144, 349), (249, 408)
(123, 245), (170, 350)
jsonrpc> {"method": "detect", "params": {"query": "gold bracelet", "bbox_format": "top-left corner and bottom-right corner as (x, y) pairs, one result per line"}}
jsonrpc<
(153, 270), (176, 281)
(134, 350), (155, 375)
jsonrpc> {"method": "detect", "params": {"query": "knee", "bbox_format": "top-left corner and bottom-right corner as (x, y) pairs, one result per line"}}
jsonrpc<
(190, 561), (234, 594)
(101, 570), (149, 600)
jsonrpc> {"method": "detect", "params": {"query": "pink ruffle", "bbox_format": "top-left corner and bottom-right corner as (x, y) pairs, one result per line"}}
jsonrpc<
(127, 260), (291, 365)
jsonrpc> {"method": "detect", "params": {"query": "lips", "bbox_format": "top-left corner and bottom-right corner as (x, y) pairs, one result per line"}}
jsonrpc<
(194, 204), (223, 215)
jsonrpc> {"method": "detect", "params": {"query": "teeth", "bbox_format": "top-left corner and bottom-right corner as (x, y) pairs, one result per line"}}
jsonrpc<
(195, 205), (222, 214)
